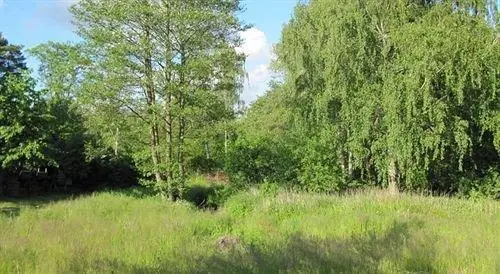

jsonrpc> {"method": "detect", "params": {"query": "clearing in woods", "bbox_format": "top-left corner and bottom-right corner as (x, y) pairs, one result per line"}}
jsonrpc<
(0, 188), (498, 273)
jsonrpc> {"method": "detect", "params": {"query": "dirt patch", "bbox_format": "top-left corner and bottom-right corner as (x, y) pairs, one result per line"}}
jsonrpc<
(204, 172), (229, 184)
(216, 235), (242, 252)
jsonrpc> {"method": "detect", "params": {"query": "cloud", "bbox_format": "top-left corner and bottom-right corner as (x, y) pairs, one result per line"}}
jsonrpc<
(237, 27), (275, 104)
(242, 63), (274, 103)
(42, 0), (78, 26)
(237, 27), (272, 61)
(248, 64), (271, 85)
(28, 0), (78, 30)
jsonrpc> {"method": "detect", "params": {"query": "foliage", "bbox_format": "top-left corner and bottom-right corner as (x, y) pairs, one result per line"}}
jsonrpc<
(42, 98), (87, 179)
(184, 175), (238, 209)
(86, 153), (139, 190)
(188, 155), (220, 174)
(66, 0), (246, 198)
(458, 168), (500, 199)
(225, 137), (298, 186)
(0, 32), (26, 78)
(0, 32), (139, 195)
(225, 84), (302, 187)
(0, 72), (47, 170)
(29, 42), (89, 98)
(249, 0), (500, 194)
(2, 1), (500, 199)
(297, 135), (344, 192)
(0, 34), (46, 171)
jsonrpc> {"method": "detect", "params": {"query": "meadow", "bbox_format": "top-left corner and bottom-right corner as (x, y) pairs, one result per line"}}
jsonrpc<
(0, 1), (498, 273)
(0, 182), (498, 274)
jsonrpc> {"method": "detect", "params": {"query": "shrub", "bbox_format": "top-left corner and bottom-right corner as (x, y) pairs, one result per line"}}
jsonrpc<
(225, 138), (298, 186)
(184, 176), (240, 209)
(298, 139), (344, 193)
(458, 168), (500, 199)
(87, 154), (139, 190)
(188, 155), (220, 174)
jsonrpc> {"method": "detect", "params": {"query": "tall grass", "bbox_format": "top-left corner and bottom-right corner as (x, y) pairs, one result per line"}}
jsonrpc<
(0, 188), (498, 273)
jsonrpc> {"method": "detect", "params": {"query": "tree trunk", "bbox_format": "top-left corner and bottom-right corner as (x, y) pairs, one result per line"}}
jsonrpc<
(150, 127), (162, 184)
(165, 93), (174, 201)
(144, 24), (162, 186)
(339, 150), (346, 178)
(177, 106), (186, 200)
(178, 100), (186, 186)
(176, 49), (187, 198)
(205, 141), (210, 159)
(343, 130), (353, 181)
(348, 150), (353, 178)
(162, 5), (174, 201)
(339, 149), (351, 182)
(114, 127), (119, 156)
(224, 129), (229, 156)
(388, 159), (399, 195)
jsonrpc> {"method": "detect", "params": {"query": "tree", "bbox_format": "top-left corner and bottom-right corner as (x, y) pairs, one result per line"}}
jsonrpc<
(0, 73), (47, 170)
(0, 33), (26, 80)
(0, 35), (46, 172)
(273, 0), (499, 194)
(29, 42), (90, 99)
(225, 83), (301, 186)
(65, 0), (246, 199)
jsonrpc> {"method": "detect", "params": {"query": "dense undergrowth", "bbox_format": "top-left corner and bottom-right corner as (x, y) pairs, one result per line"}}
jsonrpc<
(0, 185), (498, 273)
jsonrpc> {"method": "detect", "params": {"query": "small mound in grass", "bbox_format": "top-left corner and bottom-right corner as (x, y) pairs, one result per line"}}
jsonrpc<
(216, 235), (242, 252)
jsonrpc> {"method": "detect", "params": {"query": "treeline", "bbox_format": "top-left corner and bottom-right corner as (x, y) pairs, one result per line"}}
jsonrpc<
(231, 0), (499, 198)
(0, 34), (137, 196)
(1, 0), (246, 198)
(0, 0), (498, 199)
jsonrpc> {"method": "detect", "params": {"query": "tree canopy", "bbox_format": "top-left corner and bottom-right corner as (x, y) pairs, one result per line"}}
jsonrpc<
(0, 0), (498, 199)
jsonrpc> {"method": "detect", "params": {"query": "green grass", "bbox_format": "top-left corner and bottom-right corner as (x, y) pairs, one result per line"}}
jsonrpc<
(0, 188), (499, 273)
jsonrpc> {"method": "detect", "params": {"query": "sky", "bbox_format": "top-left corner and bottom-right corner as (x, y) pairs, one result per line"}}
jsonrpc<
(0, 0), (300, 104)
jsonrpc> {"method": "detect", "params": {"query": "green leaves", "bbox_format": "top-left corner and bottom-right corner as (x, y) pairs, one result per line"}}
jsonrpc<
(0, 72), (46, 169)
(273, 0), (499, 192)
(0, 33), (26, 78)
(59, 0), (246, 196)
(29, 42), (90, 99)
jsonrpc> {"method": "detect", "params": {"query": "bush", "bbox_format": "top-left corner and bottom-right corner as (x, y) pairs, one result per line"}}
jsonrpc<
(87, 154), (139, 190)
(458, 168), (500, 200)
(225, 138), (298, 186)
(184, 175), (240, 209)
(188, 155), (220, 174)
(184, 184), (240, 210)
(298, 138), (344, 193)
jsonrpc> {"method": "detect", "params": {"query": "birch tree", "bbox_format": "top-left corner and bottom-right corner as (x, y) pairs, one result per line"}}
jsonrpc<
(67, 0), (245, 199)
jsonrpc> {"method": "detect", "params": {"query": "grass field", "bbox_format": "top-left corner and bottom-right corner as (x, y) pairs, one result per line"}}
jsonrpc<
(0, 186), (499, 273)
